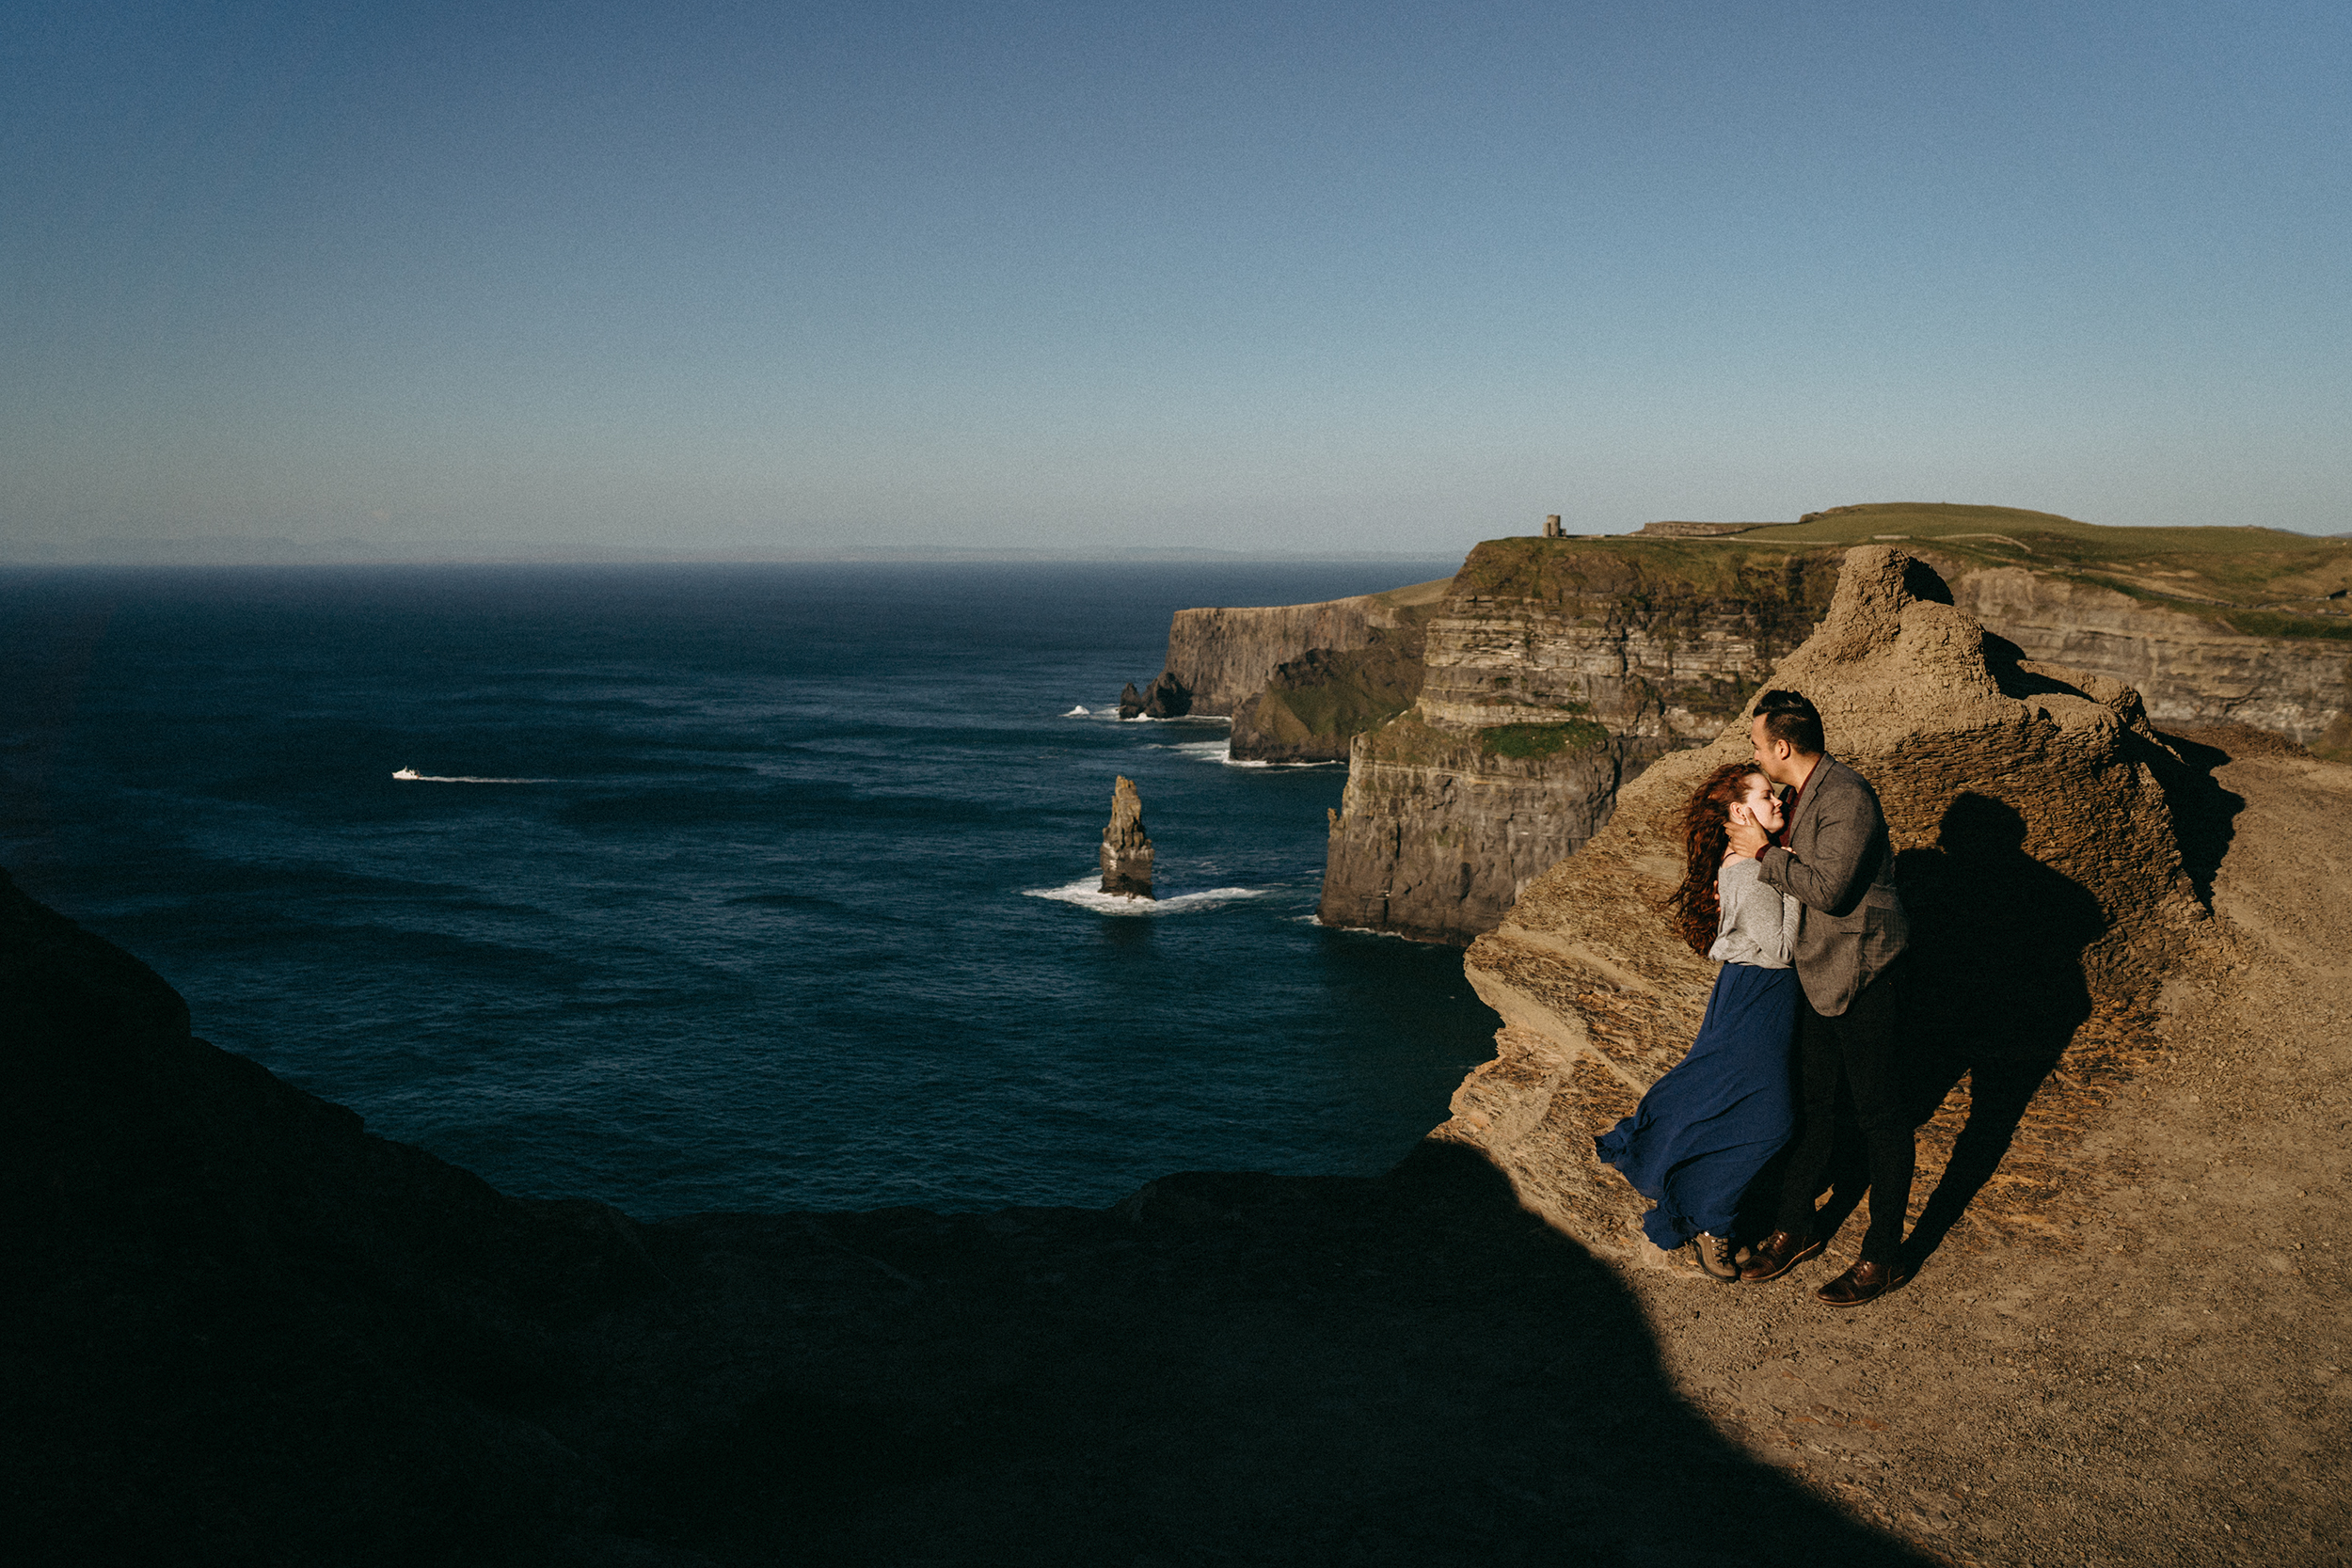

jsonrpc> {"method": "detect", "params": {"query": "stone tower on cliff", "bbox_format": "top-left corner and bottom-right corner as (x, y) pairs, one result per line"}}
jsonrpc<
(1100, 776), (1155, 898)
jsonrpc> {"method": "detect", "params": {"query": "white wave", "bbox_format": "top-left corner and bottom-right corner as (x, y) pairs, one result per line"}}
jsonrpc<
(1062, 705), (1091, 716)
(392, 768), (552, 784)
(1290, 913), (1414, 939)
(1024, 879), (1269, 916)
(1151, 740), (1342, 769)
(1153, 739), (1234, 761)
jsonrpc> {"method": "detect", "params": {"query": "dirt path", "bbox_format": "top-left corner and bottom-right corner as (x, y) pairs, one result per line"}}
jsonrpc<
(1619, 744), (2351, 1564)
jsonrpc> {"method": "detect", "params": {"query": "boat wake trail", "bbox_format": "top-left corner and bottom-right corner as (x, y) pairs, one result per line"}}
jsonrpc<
(392, 768), (553, 784)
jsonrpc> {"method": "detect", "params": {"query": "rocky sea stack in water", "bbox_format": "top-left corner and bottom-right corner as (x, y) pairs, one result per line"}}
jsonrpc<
(1117, 673), (1191, 720)
(1436, 546), (2210, 1265)
(1099, 775), (1155, 897)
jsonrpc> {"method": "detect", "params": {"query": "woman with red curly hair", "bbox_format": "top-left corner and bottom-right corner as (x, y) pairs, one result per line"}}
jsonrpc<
(1594, 760), (1802, 1281)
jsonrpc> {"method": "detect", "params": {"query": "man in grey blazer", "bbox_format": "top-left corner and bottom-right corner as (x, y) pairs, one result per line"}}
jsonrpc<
(1724, 689), (1914, 1307)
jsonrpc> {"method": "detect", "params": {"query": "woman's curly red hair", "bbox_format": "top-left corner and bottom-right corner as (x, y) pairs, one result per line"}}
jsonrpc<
(1664, 761), (1770, 956)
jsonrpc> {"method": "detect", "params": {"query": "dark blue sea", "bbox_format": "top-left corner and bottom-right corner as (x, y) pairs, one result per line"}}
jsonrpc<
(0, 562), (1497, 1218)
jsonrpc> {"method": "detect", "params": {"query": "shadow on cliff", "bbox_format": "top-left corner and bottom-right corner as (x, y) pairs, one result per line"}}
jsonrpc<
(1739, 720), (2246, 1273)
(1726, 790), (2106, 1268)
(1888, 722), (2247, 1267)
(595, 1149), (1936, 1567)
(2144, 727), (2249, 909)
(2, 868), (1932, 1566)
(1870, 794), (2105, 1268)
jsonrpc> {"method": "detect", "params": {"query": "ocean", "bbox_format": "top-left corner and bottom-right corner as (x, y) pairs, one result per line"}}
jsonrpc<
(0, 561), (1499, 1218)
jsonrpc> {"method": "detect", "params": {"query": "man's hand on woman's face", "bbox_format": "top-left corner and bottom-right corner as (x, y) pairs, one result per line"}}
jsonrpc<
(1725, 816), (1770, 858)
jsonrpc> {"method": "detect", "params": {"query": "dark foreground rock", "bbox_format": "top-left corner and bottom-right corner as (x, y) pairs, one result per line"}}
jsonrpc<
(0, 868), (1929, 1567)
(0, 867), (666, 1566)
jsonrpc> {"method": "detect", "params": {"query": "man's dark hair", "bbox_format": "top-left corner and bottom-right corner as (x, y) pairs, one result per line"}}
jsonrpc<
(1756, 689), (1824, 754)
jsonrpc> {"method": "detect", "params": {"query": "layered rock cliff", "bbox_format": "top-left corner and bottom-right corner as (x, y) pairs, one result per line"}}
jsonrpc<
(1227, 613), (1436, 763)
(1316, 539), (1844, 942)
(1132, 577), (1453, 718)
(1436, 546), (2207, 1263)
(1947, 565), (2351, 752)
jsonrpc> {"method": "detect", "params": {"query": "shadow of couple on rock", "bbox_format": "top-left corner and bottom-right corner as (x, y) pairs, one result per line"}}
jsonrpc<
(1889, 791), (2106, 1265)
(1755, 727), (2242, 1273)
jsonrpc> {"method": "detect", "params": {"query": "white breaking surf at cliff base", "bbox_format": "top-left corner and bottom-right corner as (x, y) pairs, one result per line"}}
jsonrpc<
(1152, 739), (1341, 768)
(1025, 879), (1268, 916)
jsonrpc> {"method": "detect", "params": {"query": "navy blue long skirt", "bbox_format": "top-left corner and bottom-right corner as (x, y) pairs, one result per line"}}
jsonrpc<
(1594, 960), (1799, 1250)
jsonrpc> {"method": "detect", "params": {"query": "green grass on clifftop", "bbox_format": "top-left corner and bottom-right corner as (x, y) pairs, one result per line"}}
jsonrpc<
(1740, 504), (2352, 638)
(1478, 720), (1610, 760)
(1454, 504), (2351, 641)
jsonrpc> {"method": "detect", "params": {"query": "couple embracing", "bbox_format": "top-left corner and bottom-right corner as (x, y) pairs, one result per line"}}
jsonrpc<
(1596, 689), (1914, 1307)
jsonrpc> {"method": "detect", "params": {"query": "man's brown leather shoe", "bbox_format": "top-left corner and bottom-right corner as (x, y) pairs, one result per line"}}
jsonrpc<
(1738, 1229), (1825, 1283)
(1816, 1258), (1912, 1307)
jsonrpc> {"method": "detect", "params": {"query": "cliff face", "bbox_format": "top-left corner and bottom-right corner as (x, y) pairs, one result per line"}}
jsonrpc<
(1435, 546), (2206, 1262)
(1947, 565), (2351, 754)
(1316, 715), (1672, 941)
(1140, 507), (2342, 948)
(1144, 578), (1452, 717)
(1315, 540), (1842, 943)
(1228, 617), (1434, 763)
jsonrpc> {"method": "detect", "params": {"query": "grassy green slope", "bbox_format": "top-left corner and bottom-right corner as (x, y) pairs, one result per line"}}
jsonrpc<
(1737, 503), (2352, 638)
(1446, 504), (2349, 641)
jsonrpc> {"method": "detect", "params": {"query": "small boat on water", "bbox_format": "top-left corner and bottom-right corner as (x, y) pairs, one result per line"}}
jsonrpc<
(392, 767), (421, 781)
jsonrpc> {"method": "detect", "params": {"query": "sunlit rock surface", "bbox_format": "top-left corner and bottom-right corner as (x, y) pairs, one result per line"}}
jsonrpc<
(1099, 774), (1155, 897)
(1437, 546), (2207, 1262)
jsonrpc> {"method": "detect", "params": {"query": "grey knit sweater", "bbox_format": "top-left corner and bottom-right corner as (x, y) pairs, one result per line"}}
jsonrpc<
(1708, 854), (1800, 969)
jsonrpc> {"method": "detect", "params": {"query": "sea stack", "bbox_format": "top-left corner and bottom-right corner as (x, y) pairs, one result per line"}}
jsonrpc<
(1119, 673), (1193, 721)
(1099, 775), (1155, 898)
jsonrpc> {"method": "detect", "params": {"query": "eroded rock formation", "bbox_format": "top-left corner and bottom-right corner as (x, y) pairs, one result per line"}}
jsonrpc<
(1433, 546), (2206, 1261)
(1100, 775), (1154, 896)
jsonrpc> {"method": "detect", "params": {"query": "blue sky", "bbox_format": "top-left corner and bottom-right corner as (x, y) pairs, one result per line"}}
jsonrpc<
(5, 0), (2347, 560)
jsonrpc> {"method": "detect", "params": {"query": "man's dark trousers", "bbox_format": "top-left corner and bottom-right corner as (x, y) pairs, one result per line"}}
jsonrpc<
(1773, 958), (1910, 1263)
